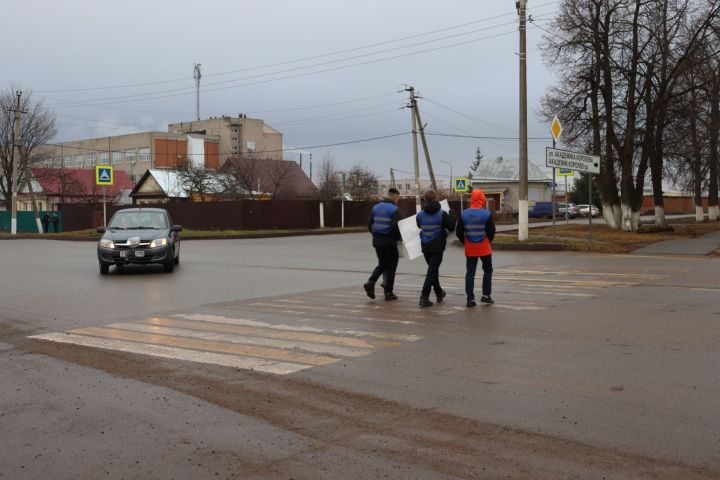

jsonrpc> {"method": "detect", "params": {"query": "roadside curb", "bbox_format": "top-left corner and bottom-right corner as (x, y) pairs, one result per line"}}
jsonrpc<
(451, 239), (565, 251)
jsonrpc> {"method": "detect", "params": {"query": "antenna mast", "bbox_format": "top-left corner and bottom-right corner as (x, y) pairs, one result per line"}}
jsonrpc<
(193, 63), (202, 120)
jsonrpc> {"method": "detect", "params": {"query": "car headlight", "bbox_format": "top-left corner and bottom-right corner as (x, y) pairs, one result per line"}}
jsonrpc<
(149, 238), (168, 248)
(100, 239), (115, 249)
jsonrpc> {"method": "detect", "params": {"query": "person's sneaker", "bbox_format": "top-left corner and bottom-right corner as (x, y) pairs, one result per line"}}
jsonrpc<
(466, 299), (477, 308)
(418, 296), (434, 308)
(384, 292), (398, 301)
(363, 282), (376, 299)
(436, 289), (447, 303)
(481, 295), (494, 304)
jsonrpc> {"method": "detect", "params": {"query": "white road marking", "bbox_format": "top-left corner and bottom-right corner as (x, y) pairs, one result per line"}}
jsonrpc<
(108, 323), (371, 358)
(29, 333), (311, 375)
(174, 313), (421, 341)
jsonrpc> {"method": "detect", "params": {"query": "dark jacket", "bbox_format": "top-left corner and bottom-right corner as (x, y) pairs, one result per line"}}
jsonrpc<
(415, 200), (456, 253)
(368, 198), (401, 248)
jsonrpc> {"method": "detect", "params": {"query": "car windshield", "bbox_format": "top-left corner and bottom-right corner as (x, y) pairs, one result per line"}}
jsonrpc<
(109, 211), (168, 230)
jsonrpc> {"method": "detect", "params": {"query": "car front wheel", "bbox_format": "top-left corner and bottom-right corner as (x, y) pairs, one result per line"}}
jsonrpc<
(99, 263), (110, 275)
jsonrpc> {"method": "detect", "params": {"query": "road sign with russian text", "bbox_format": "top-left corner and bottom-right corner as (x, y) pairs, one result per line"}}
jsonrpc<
(96, 166), (113, 186)
(546, 148), (600, 174)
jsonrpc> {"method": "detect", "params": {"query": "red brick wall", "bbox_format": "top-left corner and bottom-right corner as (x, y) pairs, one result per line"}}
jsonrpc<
(641, 196), (711, 214)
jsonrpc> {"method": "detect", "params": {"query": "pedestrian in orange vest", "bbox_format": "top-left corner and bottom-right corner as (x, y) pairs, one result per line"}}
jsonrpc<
(456, 189), (496, 307)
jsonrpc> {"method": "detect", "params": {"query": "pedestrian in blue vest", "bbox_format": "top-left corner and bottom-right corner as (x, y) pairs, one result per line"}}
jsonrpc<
(364, 188), (402, 301)
(456, 189), (496, 307)
(416, 190), (456, 307)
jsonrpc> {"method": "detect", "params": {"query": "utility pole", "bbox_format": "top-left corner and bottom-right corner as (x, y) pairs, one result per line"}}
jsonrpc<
(193, 63), (202, 121)
(413, 96), (438, 192)
(517, 0), (529, 241)
(390, 168), (396, 189)
(406, 86), (421, 212)
(9, 91), (26, 235)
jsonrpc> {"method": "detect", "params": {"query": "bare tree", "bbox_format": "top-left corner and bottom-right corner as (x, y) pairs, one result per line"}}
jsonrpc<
(317, 152), (340, 202)
(224, 156), (261, 199)
(346, 163), (379, 201)
(177, 158), (214, 202)
(540, 0), (720, 231)
(0, 85), (57, 210)
(266, 160), (294, 199)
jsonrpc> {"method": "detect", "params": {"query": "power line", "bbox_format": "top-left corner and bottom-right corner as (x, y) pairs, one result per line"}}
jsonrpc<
(37, 2), (559, 94)
(425, 132), (548, 140)
(46, 22), (520, 108)
(42, 132), (411, 155)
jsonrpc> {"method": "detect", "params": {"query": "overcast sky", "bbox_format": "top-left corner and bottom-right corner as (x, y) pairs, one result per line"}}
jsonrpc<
(2, 0), (561, 182)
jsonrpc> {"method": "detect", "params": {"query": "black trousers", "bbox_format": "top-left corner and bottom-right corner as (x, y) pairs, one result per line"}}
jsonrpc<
(368, 246), (399, 292)
(466, 255), (493, 300)
(421, 251), (444, 297)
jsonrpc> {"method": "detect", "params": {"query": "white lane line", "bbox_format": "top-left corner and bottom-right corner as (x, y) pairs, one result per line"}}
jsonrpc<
(29, 333), (310, 375)
(392, 282), (601, 291)
(369, 286), (594, 298)
(491, 304), (548, 311)
(502, 269), (665, 279)
(173, 314), (421, 342)
(245, 302), (420, 325)
(108, 323), (371, 358)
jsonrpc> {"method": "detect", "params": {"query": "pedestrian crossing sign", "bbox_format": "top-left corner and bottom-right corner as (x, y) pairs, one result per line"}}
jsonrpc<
(96, 166), (113, 186)
(557, 168), (574, 177)
(453, 177), (469, 192)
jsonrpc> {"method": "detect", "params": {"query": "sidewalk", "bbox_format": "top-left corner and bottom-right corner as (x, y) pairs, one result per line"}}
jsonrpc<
(632, 230), (720, 256)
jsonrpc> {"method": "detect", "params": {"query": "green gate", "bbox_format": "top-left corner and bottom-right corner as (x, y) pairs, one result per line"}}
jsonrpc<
(0, 211), (63, 233)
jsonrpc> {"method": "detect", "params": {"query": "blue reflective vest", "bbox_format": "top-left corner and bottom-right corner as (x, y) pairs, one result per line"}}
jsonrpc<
(417, 210), (444, 243)
(460, 208), (491, 243)
(371, 201), (398, 234)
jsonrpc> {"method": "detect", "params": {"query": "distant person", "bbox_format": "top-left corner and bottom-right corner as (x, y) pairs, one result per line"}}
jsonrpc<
(456, 189), (496, 307)
(364, 188), (402, 301)
(41, 212), (50, 233)
(51, 213), (59, 233)
(416, 190), (456, 307)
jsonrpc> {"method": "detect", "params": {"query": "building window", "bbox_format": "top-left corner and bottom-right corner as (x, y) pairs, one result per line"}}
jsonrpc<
(406, 184), (411, 191)
(138, 147), (150, 162)
(246, 140), (256, 151)
(75, 154), (83, 168)
(111, 151), (121, 165)
(98, 152), (109, 165)
(126, 149), (136, 164)
(63, 155), (72, 168)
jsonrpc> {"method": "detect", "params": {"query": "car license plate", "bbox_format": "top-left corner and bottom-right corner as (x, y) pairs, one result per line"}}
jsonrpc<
(135, 250), (145, 257)
(120, 250), (128, 258)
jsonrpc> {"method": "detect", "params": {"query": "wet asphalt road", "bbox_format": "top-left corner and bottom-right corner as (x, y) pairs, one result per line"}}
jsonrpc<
(1, 234), (719, 479)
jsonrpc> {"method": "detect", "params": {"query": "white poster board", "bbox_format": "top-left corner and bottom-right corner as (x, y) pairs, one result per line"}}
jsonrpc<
(440, 199), (450, 213)
(398, 215), (422, 260)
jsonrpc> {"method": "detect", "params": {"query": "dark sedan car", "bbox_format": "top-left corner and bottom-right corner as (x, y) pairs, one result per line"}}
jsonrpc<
(97, 208), (182, 274)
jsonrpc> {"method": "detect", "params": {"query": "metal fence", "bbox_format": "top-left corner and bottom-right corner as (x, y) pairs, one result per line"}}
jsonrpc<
(54, 199), (476, 232)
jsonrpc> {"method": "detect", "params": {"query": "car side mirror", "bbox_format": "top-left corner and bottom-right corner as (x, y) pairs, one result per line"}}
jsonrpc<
(171, 225), (183, 232)
(97, 227), (106, 234)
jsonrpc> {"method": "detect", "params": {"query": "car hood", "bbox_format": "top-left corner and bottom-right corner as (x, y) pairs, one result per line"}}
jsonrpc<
(102, 228), (170, 243)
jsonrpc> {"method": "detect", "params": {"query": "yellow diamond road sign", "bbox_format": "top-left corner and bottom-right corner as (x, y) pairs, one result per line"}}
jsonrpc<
(551, 115), (563, 143)
(96, 166), (114, 186)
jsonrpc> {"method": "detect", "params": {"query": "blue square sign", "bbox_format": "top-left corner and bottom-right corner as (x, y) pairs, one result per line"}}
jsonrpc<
(96, 166), (114, 186)
(453, 177), (469, 193)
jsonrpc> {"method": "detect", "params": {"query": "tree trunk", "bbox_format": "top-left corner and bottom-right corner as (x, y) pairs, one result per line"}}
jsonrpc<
(708, 79), (719, 221)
